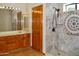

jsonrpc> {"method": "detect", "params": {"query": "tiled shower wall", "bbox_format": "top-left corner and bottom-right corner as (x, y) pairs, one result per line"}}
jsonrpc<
(46, 3), (63, 55)
(46, 3), (79, 56)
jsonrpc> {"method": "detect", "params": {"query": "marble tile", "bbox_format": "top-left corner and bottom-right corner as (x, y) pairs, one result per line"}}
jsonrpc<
(46, 3), (79, 56)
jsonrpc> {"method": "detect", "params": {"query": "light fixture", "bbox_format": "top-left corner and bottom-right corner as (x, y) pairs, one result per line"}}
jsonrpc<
(0, 6), (21, 11)
(0, 6), (5, 9)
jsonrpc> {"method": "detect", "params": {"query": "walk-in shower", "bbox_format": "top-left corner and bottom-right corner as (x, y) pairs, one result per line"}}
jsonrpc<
(46, 3), (79, 56)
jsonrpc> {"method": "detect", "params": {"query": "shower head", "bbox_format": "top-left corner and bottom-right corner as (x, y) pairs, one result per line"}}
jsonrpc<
(52, 7), (60, 12)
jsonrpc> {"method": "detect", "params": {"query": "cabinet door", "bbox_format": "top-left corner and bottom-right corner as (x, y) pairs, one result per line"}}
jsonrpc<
(0, 40), (7, 52)
(7, 41), (18, 51)
(6, 36), (19, 51)
(23, 34), (30, 47)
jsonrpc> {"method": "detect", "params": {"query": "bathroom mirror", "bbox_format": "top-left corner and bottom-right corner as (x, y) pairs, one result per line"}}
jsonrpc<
(22, 14), (29, 30)
(0, 7), (26, 32)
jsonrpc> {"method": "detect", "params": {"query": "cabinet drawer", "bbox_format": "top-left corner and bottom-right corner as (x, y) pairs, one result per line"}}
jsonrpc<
(23, 34), (30, 39)
(7, 42), (18, 51)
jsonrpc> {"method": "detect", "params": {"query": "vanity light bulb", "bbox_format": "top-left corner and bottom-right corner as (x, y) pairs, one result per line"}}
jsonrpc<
(11, 7), (13, 9)
(9, 7), (11, 9)
(12, 7), (15, 9)
(2, 6), (5, 8)
(15, 8), (18, 10)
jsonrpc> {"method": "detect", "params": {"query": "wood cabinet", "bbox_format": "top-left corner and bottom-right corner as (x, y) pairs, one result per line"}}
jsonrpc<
(0, 33), (30, 52)
(32, 5), (43, 52)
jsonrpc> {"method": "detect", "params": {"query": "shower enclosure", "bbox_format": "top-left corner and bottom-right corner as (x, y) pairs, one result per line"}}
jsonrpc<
(46, 3), (79, 56)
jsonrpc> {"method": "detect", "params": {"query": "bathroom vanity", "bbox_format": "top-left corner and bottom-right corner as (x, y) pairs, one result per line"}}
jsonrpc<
(0, 33), (30, 52)
(0, 5), (30, 53)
